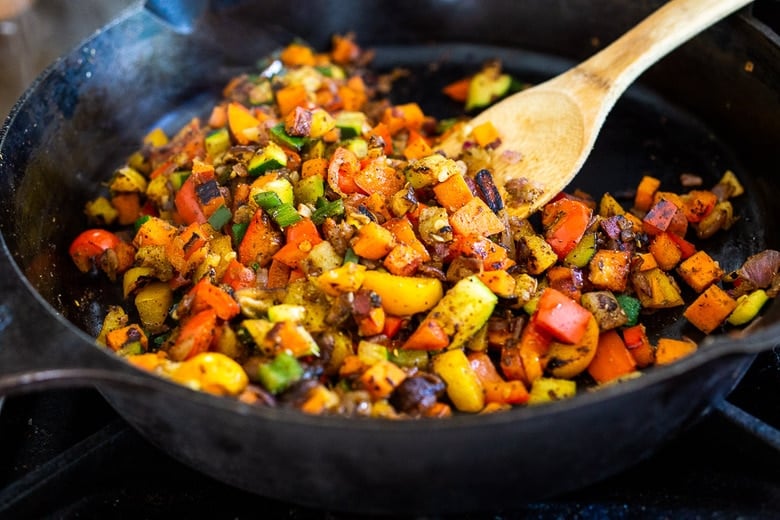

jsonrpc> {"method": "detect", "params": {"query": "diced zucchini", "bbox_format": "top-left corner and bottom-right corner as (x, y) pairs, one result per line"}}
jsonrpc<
(728, 289), (769, 326)
(257, 352), (303, 394)
(335, 111), (367, 139)
(268, 304), (307, 323)
(341, 137), (368, 158)
(205, 127), (231, 157)
(564, 232), (597, 268)
(294, 174), (325, 205)
(248, 142), (288, 176)
(358, 340), (388, 365)
(466, 70), (512, 111)
(616, 294), (642, 326)
(423, 274), (498, 350)
(309, 108), (336, 138)
(405, 154), (461, 189)
(270, 122), (307, 151)
(207, 205), (232, 230)
(251, 175), (294, 206)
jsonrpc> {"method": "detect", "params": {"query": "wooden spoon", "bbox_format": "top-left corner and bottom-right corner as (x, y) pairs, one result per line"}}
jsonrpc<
(436, 0), (752, 219)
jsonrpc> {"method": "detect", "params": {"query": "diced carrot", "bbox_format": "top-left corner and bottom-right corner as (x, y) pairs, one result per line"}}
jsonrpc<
(588, 249), (632, 292)
(634, 252), (658, 271)
(441, 76), (472, 103)
(273, 218), (323, 268)
(165, 222), (209, 274)
(356, 306), (386, 337)
(682, 190), (718, 223)
(476, 269), (517, 298)
(266, 321), (317, 357)
(634, 175), (661, 212)
(546, 265), (583, 302)
(643, 197), (678, 235)
(450, 197), (506, 237)
(652, 191), (685, 209)
(535, 287), (593, 345)
(276, 84), (309, 117)
(351, 221), (396, 260)
(683, 284), (737, 333)
(383, 217), (430, 262)
(105, 324), (148, 352)
(366, 122), (393, 154)
(339, 354), (366, 378)
(655, 337), (697, 365)
(403, 130), (433, 160)
(677, 250), (724, 293)
(134, 217), (177, 247)
(471, 121), (501, 148)
(542, 197), (593, 260)
(381, 103), (425, 134)
(279, 42), (316, 67)
(111, 193), (142, 226)
(432, 173), (475, 212)
(238, 209), (283, 267)
(330, 34), (360, 64)
(383, 244), (424, 276)
(468, 351), (529, 405)
(338, 83), (367, 112)
(301, 157), (329, 178)
(649, 232), (683, 271)
(587, 330), (637, 384)
(402, 318), (450, 350)
(455, 234), (514, 271)
(621, 324), (655, 368)
(227, 101), (261, 145)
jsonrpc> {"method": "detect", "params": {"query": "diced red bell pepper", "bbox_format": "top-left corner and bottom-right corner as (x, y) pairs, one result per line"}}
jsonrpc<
(534, 287), (593, 344)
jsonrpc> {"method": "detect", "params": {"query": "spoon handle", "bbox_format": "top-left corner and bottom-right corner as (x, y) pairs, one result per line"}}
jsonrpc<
(569, 0), (752, 105)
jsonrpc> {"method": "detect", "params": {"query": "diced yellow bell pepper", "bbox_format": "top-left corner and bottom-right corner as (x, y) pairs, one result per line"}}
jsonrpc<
(432, 349), (484, 413)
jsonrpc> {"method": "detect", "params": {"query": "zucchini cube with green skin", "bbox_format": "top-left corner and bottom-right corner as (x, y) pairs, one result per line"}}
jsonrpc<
(205, 127), (231, 157)
(294, 175), (325, 205)
(466, 70), (512, 111)
(335, 111), (368, 139)
(248, 142), (288, 176)
(422, 274), (497, 350)
(250, 176), (295, 208)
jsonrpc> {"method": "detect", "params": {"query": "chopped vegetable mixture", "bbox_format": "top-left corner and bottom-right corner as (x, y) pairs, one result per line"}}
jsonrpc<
(69, 35), (779, 418)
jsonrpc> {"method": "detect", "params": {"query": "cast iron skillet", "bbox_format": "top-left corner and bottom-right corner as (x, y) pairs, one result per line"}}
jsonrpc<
(1, 0), (779, 513)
